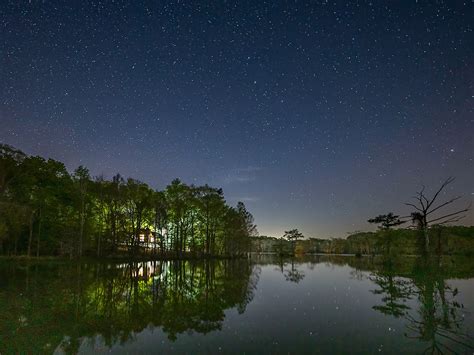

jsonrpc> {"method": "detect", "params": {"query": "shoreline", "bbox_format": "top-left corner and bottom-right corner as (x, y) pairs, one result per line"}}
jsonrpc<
(0, 253), (250, 263)
(0, 252), (466, 263)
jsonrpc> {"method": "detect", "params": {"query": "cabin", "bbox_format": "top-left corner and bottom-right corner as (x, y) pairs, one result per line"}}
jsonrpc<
(138, 228), (158, 246)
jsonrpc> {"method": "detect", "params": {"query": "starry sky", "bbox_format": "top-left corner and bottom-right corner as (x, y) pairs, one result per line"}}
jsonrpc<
(1, 1), (473, 238)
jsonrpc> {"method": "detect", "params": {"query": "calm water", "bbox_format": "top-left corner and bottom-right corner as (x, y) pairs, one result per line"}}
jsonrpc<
(0, 255), (473, 354)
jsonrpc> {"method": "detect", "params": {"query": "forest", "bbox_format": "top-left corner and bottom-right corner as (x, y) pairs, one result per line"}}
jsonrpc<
(0, 144), (257, 258)
(251, 226), (474, 257)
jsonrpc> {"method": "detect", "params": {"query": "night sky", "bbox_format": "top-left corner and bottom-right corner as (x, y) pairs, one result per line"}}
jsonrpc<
(1, 1), (473, 238)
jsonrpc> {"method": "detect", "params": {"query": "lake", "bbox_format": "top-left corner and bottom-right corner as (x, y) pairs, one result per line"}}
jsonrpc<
(1, 255), (473, 354)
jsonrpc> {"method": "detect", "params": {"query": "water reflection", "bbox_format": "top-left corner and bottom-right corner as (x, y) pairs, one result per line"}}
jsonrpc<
(369, 257), (474, 354)
(274, 258), (306, 283)
(0, 259), (258, 354)
(0, 256), (473, 354)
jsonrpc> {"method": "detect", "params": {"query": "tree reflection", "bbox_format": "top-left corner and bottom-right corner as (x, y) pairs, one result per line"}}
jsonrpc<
(0, 259), (258, 354)
(369, 266), (413, 318)
(275, 258), (305, 283)
(369, 256), (474, 354)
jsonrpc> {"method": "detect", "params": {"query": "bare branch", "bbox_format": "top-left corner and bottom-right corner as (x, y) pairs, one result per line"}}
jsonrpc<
(426, 177), (456, 210)
(427, 204), (470, 224)
(418, 185), (429, 206)
(405, 203), (423, 212)
(436, 341), (458, 355)
(435, 331), (474, 350)
(427, 196), (462, 215)
(433, 215), (466, 226)
(413, 191), (426, 210)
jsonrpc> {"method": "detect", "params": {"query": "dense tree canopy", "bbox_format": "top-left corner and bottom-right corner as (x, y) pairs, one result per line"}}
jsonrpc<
(0, 144), (257, 257)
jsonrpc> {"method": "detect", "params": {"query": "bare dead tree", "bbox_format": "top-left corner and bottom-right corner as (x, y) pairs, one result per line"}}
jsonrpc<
(404, 177), (470, 253)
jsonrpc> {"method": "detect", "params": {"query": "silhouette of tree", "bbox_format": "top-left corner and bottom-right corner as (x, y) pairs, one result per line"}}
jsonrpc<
(368, 213), (405, 230)
(283, 228), (304, 255)
(405, 177), (470, 253)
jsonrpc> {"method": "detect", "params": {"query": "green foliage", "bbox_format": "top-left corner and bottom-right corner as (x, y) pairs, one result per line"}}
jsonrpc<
(0, 144), (257, 258)
(346, 227), (474, 256)
(251, 226), (474, 256)
(283, 228), (304, 255)
(0, 259), (257, 353)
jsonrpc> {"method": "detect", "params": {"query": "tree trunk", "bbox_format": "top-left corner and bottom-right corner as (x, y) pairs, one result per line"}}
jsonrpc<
(27, 212), (34, 257)
(36, 207), (42, 257)
(205, 222), (210, 255)
(424, 227), (430, 254)
(111, 207), (117, 252)
(159, 226), (164, 257)
(79, 197), (85, 257)
(97, 233), (101, 257)
(436, 227), (442, 256)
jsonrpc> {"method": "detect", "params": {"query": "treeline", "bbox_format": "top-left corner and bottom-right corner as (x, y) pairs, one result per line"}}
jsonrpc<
(0, 144), (257, 258)
(252, 226), (474, 256)
(253, 177), (472, 257)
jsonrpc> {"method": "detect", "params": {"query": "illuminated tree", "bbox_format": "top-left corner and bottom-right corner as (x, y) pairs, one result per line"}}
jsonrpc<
(0, 144), (258, 257)
(73, 166), (90, 257)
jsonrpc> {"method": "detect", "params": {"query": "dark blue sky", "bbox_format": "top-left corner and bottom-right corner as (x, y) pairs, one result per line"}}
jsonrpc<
(2, 1), (473, 237)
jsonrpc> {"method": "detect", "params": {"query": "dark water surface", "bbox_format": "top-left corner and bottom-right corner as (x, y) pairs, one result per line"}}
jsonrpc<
(0, 255), (473, 354)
